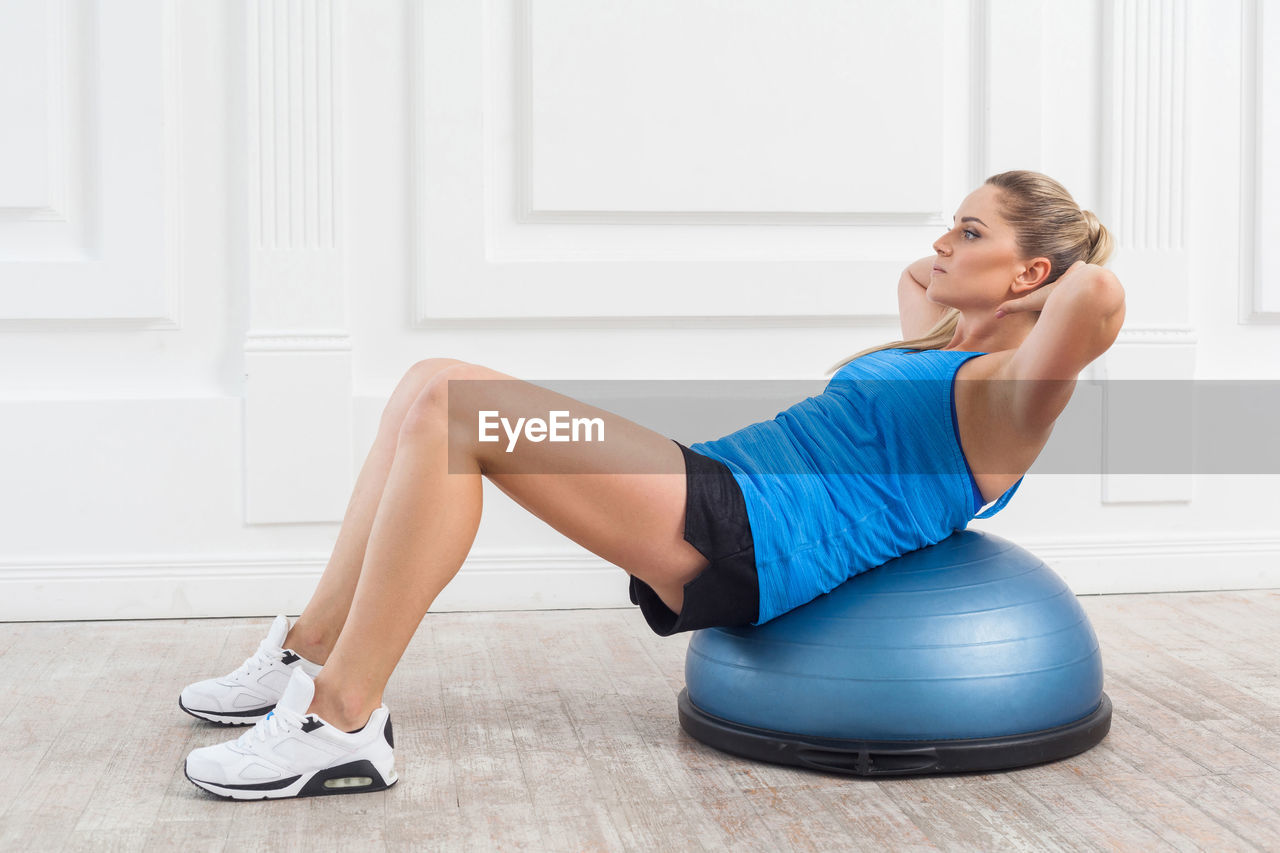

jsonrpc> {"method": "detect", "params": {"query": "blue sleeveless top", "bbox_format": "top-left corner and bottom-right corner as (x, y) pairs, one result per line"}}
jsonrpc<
(690, 348), (1024, 625)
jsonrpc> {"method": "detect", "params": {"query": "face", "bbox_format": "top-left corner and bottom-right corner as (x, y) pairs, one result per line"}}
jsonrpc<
(929, 184), (1044, 308)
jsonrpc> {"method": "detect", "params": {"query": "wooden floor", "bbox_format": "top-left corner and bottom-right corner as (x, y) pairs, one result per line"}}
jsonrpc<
(1, 589), (1278, 852)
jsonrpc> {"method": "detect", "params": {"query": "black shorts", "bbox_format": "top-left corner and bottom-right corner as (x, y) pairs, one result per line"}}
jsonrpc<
(628, 440), (760, 637)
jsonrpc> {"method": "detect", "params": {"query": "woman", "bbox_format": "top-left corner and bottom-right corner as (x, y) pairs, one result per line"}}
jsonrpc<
(180, 170), (1125, 799)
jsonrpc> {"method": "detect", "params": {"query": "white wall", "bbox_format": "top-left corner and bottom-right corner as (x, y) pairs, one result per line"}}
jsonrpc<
(1, 0), (1277, 621)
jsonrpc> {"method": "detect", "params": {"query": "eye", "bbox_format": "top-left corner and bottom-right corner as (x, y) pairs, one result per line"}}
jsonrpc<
(963, 229), (979, 240)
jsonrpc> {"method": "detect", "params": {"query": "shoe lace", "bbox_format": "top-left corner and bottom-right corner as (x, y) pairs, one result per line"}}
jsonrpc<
(237, 703), (308, 748)
(231, 639), (280, 679)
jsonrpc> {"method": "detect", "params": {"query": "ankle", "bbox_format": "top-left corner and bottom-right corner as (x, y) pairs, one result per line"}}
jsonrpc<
(283, 621), (337, 666)
(308, 676), (379, 733)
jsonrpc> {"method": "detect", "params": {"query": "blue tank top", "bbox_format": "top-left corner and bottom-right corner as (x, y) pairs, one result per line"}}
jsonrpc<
(691, 347), (1024, 625)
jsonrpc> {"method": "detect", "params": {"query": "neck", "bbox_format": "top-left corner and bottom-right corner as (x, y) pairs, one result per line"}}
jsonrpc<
(941, 310), (1035, 353)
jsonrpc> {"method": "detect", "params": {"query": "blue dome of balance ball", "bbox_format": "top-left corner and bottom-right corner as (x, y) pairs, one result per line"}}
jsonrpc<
(678, 529), (1112, 776)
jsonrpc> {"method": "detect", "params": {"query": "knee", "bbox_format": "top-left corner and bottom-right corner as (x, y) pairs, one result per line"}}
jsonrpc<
(380, 358), (469, 433)
(401, 358), (469, 395)
(398, 362), (484, 442)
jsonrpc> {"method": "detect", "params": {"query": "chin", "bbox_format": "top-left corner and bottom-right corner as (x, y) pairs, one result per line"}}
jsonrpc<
(925, 289), (952, 308)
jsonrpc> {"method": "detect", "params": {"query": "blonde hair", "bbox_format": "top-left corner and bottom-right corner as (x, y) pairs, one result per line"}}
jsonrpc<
(824, 170), (1115, 375)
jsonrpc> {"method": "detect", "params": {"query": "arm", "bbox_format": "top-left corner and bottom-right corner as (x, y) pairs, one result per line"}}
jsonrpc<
(1000, 262), (1126, 434)
(898, 256), (949, 340)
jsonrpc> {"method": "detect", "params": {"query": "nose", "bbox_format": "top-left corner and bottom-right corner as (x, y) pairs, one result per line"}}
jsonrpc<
(933, 233), (950, 256)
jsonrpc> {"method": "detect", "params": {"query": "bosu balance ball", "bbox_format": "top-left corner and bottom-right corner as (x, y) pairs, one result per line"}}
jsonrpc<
(678, 529), (1111, 776)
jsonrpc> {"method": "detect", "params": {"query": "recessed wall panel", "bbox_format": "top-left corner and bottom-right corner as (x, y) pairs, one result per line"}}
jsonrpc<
(0, 1), (55, 209)
(0, 0), (174, 322)
(415, 0), (989, 320)
(526, 0), (944, 215)
(1255, 0), (1280, 316)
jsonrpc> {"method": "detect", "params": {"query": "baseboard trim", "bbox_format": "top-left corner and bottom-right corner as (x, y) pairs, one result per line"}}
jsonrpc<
(1011, 532), (1280, 595)
(2, 534), (1279, 621)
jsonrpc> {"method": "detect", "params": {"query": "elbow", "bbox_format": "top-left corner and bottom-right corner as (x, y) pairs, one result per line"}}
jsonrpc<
(1060, 271), (1126, 356)
(1090, 270), (1126, 318)
(1095, 274), (1126, 346)
(1086, 279), (1126, 353)
(1109, 295), (1126, 340)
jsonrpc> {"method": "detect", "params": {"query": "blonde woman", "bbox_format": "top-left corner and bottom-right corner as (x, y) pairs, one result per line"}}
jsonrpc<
(180, 170), (1125, 799)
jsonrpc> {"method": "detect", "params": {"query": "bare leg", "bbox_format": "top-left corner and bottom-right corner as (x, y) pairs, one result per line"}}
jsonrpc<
(283, 358), (466, 663)
(306, 363), (709, 730)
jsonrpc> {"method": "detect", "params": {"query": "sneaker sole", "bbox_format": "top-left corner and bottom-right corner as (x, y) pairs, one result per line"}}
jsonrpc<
(184, 759), (398, 800)
(178, 696), (273, 726)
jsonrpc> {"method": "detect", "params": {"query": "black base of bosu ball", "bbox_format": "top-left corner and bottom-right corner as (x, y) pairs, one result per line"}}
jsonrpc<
(678, 690), (1112, 777)
(677, 530), (1112, 777)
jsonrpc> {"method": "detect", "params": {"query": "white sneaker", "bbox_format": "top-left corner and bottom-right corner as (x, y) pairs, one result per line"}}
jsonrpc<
(184, 668), (397, 800)
(179, 615), (323, 725)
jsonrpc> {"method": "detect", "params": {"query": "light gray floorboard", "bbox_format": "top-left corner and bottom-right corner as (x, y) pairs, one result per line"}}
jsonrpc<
(1, 589), (1277, 851)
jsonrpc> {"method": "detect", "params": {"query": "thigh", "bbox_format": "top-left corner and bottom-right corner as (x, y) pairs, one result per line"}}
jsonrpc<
(422, 363), (711, 598)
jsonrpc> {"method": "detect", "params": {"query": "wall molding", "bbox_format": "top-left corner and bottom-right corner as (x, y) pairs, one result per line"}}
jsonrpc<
(0, 0), (182, 327)
(242, 0), (352, 524)
(1098, 0), (1194, 505)
(513, 0), (980, 227)
(513, 211), (957, 227)
(4, 533), (1279, 621)
(1240, 0), (1280, 323)
(1100, 0), (1190, 321)
(244, 0), (345, 325)
(1105, 0), (1188, 255)
(411, 0), (999, 321)
(1113, 326), (1197, 346)
(244, 331), (352, 352)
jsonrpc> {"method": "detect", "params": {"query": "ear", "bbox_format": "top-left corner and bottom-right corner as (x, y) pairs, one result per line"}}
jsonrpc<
(1014, 257), (1053, 292)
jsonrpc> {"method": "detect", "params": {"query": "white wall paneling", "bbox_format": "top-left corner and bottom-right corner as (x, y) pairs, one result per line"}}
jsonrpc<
(983, 0), (1044, 173)
(1, 389), (1272, 621)
(410, 0), (1025, 322)
(0, 546), (625, 621)
(1241, 0), (1280, 321)
(2, 1), (1279, 622)
(242, 0), (352, 523)
(1102, 0), (1190, 316)
(0, 0), (180, 324)
(1098, 0), (1196, 504)
(7, 529), (1280, 621)
(1097, 0), (1201, 362)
